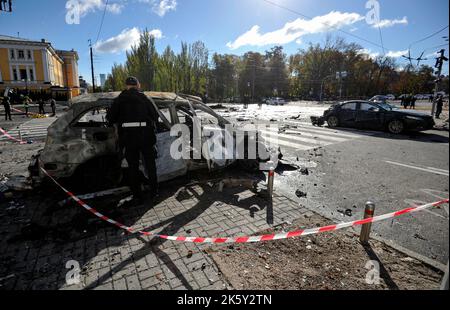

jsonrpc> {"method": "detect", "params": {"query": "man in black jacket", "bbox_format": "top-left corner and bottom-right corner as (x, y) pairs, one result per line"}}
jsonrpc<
(107, 77), (159, 202)
(2, 96), (12, 121)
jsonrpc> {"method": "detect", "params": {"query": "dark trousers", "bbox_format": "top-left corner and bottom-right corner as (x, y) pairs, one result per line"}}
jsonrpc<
(39, 106), (45, 114)
(51, 106), (56, 116)
(122, 128), (158, 198)
(436, 105), (443, 118)
(4, 108), (11, 120)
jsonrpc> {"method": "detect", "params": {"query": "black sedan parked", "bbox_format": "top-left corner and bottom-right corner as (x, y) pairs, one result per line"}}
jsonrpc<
(317, 101), (435, 134)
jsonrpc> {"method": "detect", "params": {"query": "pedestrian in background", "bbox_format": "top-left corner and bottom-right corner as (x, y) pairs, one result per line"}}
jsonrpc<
(2, 96), (12, 121)
(49, 97), (56, 117)
(410, 95), (417, 109)
(403, 95), (410, 109)
(23, 95), (30, 118)
(436, 95), (444, 119)
(38, 98), (45, 115)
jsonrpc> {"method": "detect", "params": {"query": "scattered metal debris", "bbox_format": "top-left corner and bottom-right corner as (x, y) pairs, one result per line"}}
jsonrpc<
(295, 190), (307, 198)
(58, 187), (131, 206)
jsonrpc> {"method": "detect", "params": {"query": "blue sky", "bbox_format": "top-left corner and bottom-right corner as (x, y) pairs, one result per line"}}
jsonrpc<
(1, 0), (449, 83)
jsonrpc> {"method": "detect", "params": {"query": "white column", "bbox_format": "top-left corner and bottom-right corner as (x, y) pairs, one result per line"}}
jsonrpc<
(42, 49), (49, 82)
(26, 65), (30, 81)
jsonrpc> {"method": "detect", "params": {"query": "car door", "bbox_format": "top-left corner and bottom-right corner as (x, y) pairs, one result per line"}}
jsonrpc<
(186, 102), (232, 170)
(338, 102), (358, 127)
(356, 102), (383, 130)
(71, 106), (118, 163)
(152, 106), (188, 183)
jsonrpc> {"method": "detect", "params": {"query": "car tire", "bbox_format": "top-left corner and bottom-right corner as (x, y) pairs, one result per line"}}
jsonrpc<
(388, 120), (405, 134)
(327, 116), (339, 128)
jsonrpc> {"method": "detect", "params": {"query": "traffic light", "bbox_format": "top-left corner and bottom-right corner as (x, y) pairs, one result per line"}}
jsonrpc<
(0, 0), (12, 12)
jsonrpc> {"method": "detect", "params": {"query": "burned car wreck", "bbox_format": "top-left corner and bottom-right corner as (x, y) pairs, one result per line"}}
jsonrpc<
(29, 92), (278, 191)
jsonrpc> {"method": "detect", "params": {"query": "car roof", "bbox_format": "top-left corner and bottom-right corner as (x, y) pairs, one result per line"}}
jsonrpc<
(69, 91), (197, 104)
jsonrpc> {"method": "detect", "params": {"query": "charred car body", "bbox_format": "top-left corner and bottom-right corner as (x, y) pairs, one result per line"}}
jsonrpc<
(314, 100), (435, 134)
(29, 92), (277, 190)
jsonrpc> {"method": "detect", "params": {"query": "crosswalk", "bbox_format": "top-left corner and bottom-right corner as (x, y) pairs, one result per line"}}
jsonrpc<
(0, 117), (57, 142)
(1, 117), (373, 152)
(259, 121), (375, 151)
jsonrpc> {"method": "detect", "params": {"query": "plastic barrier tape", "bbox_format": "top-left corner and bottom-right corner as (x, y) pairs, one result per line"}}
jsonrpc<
(0, 127), (27, 144)
(41, 167), (449, 244)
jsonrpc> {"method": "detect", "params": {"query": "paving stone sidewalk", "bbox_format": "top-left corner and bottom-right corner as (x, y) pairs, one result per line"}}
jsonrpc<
(0, 177), (310, 290)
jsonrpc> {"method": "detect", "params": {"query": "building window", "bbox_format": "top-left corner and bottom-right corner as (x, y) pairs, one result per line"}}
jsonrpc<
(27, 50), (32, 60)
(20, 69), (27, 81)
(10, 49), (15, 59)
(18, 50), (25, 59)
(29, 69), (34, 81)
(12, 69), (18, 81)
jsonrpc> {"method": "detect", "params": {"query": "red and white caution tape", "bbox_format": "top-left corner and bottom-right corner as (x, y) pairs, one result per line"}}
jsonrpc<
(11, 107), (38, 116)
(0, 127), (27, 144)
(41, 167), (449, 244)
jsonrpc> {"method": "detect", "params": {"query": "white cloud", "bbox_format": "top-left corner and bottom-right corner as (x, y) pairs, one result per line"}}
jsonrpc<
(372, 16), (408, 29)
(94, 27), (163, 53)
(139, 0), (177, 17)
(386, 50), (408, 58)
(358, 48), (380, 60)
(76, 0), (124, 17)
(226, 11), (364, 50)
(148, 29), (163, 39)
(358, 48), (408, 59)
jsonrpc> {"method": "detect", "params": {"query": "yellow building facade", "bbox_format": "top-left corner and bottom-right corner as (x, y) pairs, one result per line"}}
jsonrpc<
(0, 35), (80, 100)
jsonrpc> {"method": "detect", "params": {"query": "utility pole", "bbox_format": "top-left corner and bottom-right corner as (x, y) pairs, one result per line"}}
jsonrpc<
(89, 39), (96, 93)
(432, 49), (448, 117)
(252, 61), (256, 104)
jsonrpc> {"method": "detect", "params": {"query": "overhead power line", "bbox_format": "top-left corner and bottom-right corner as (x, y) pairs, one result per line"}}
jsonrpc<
(95, 0), (109, 44)
(262, 0), (390, 51)
(408, 25), (449, 49)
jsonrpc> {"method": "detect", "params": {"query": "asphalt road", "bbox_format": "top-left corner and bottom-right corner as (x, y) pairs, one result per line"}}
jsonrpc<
(2, 101), (449, 264)
(223, 104), (449, 265)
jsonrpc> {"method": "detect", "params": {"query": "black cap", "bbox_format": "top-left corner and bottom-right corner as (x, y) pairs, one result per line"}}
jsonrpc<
(125, 76), (139, 86)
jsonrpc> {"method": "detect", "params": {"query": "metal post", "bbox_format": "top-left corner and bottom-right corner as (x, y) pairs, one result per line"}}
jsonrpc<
(441, 261), (449, 290)
(267, 170), (275, 198)
(360, 201), (376, 244)
(18, 129), (22, 141)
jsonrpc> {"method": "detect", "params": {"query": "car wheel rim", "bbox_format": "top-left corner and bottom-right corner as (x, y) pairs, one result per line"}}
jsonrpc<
(328, 117), (338, 127)
(389, 121), (403, 133)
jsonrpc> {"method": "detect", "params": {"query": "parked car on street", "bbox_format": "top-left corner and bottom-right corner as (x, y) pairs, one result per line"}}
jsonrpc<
(267, 97), (286, 105)
(319, 100), (435, 134)
(369, 95), (389, 104)
(29, 92), (278, 190)
(386, 94), (396, 101)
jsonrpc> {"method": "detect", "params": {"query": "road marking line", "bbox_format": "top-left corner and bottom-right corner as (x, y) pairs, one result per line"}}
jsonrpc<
(421, 189), (449, 215)
(385, 161), (449, 176)
(260, 129), (346, 146)
(262, 136), (314, 150)
(426, 167), (449, 173)
(263, 127), (351, 142)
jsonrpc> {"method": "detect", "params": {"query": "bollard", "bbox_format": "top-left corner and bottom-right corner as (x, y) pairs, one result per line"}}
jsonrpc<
(18, 129), (22, 141)
(360, 201), (376, 244)
(441, 261), (449, 290)
(267, 170), (275, 198)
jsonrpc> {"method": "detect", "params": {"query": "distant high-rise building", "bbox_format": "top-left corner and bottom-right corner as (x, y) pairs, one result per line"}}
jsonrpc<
(100, 74), (106, 89)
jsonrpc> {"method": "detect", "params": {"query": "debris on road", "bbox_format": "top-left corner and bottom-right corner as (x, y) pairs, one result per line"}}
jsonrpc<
(58, 187), (131, 206)
(295, 190), (307, 198)
(209, 213), (443, 290)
